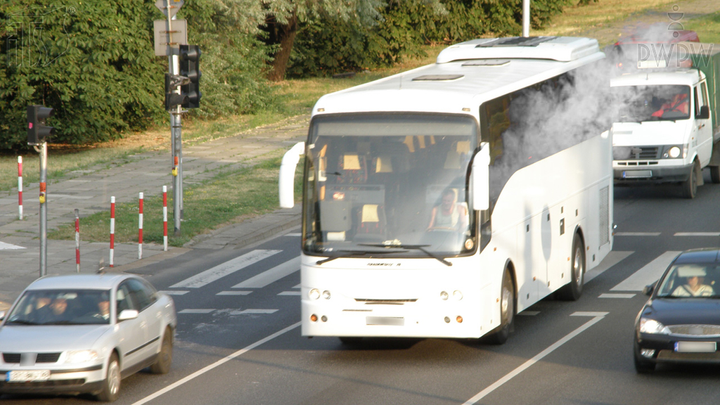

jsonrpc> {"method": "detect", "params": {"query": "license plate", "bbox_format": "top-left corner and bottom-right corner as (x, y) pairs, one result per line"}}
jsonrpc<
(366, 316), (404, 326)
(675, 341), (717, 353)
(623, 170), (652, 179)
(6, 370), (51, 382)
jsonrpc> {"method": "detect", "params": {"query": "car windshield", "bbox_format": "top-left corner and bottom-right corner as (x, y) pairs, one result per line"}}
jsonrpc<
(5, 289), (112, 325)
(656, 264), (720, 298)
(612, 84), (691, 122)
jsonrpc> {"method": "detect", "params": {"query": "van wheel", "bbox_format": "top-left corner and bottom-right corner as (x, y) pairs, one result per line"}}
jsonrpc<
(681, 160), (699, 199)
(710, 165), (720, 184)
(558, 234), (585, 301)
(485, 268), (514, 345)
(96, 353), (120, 402)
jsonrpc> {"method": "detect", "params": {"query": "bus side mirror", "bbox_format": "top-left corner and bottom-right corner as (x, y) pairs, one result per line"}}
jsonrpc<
(697, 105), (710, 120)
(471, 146), (490, 211)
(279, 142), (305, 209)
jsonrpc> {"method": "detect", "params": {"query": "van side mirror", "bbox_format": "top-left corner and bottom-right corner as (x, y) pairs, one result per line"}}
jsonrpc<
(697, 105), (710, 120)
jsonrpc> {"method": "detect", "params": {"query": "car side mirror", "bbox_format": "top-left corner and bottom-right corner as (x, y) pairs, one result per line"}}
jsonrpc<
(697, 105), (710, 120)
(643, 282), (656, 296)
(0, 311), (5, 322)
(118, 309), (139, 321)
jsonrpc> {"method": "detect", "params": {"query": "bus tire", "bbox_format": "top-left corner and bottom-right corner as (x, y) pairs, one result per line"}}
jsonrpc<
(485, 268), (515, 345)
(558, 233), (585, 301)
(681, 160), (699, 199)
(710, 165), (720, 184)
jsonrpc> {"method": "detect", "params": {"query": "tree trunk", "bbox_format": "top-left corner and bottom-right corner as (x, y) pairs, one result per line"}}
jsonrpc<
(267, 13), (299, 82)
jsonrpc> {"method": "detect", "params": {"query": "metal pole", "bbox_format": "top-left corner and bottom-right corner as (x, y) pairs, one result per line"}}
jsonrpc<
(39, 143), (47, 277)
(522, 0), (530, 37)
(75, 208), (80, 273)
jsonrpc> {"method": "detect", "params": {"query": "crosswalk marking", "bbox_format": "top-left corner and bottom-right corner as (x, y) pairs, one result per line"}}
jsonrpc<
(217, 291), (253, 296)
(170, 249), (281, 289)
(179, 309), (214, 314)
(599, 293), (636, 299)
(278, 291), (301, 296)
(232, 256), (300, 289)
(586, 251), (633, 283)
(610, 251), (681, 292)
(161, 290), (189, 296)
(614, 232), (661, 236)
(0, 241), (25, 250)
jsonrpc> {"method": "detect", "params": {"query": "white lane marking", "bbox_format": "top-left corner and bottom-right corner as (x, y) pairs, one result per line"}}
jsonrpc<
(160, 290), (189, 296)
(293, 284), (301, 289)
(0, 241), (25, 250)
(585, 251), (633, 283)
(610, 251), (681, 292)
(674, 232), (720, 237)
(284, 233), (301, 237)
(599, 293), (636, 299)
(179, 309), (215, 314)
(463, 312), (607, 405)
(278, 291), (301, 296)
(132, 322), (301, 405)
(614, 232), (661, 236)
(232, 256), (300, 289)
(217, 291), (253, 296)
(170, 250), (281, 289)
(230, 309), (278, 315)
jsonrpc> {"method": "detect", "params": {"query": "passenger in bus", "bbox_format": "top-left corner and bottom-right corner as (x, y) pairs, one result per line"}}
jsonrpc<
(651, 92), (688, 117)
(427, 189), (468, 232)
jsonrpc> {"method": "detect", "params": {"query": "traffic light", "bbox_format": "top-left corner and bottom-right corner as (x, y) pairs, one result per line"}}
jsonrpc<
(179, 45), (201, 109)
(165, 73), (188, 111)
(27, 105), (54, 145)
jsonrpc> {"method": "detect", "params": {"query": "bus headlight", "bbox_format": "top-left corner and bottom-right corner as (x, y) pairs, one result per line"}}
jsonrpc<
(322, 290), (331, 300)
(453, 290), (463, 301)
(440, 291), (449, 300)
(309, 289), (321, 300)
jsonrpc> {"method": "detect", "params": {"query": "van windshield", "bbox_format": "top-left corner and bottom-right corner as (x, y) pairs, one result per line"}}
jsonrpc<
(613, 85), (691, 122)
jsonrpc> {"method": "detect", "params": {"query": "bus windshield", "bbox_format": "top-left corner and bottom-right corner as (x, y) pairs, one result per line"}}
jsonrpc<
(302, 113), (478, 258)
(613, 84), (691, 122)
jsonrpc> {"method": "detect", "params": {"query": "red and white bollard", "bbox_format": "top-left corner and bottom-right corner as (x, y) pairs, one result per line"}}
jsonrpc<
(109, 196), (115, 267)
(138, 192), (144, 260)
(18, 156), (22, 220)
(74, 209), (80, 273)
(163, 186), (168, 251)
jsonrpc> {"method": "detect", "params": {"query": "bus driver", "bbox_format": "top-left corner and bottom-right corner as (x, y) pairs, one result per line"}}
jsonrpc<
(428, 188), (468, 232)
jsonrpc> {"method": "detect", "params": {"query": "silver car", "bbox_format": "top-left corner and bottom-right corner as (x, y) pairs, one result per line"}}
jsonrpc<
(0, 274), (176, 402)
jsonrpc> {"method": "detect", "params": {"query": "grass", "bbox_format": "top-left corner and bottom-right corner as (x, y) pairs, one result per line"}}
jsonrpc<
(13, 0), (719, 244)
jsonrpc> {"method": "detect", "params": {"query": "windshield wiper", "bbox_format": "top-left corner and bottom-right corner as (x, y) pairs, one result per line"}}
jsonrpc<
(359, 243), (452, 267)
(316, 249), (402, 265)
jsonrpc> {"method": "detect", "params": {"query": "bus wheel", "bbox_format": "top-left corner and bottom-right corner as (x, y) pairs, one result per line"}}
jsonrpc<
(558, 234), (585, 301)
(710, 165), (720, 184)
(485, 268), (514, 345)
(681, 160), (699, 199)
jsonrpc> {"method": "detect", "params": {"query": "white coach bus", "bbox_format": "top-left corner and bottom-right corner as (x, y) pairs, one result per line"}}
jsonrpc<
(279, 36), (613, 344)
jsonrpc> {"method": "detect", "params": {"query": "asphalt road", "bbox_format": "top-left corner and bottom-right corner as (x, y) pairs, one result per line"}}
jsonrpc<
(5, 171), (720, 404)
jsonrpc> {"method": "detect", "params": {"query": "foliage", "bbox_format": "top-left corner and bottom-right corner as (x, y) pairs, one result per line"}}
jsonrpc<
(288, 0), (572, 77)
(0, 1), (165, 150)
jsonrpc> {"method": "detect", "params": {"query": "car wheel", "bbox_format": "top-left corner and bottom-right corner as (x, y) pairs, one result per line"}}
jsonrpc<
(485, 268), (514, 345)
(558, 233), (585, 301)
(96, 353), (121, 402)
(634, 351), (655, 373)
(150, 328), (173, 374)
(681, 160), (699, 199)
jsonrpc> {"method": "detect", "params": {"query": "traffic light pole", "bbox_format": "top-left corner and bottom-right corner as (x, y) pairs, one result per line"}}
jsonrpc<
(166, 8), (183, 235)
(38, 142), (48, 277)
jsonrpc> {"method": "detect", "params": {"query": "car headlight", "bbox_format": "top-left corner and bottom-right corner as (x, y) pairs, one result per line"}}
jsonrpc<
(639, 318), (670, 334)
(63, 350), (99, 364)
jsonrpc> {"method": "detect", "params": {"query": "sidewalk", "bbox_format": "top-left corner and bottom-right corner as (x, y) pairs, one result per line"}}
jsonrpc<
(0, 116), (308, 312)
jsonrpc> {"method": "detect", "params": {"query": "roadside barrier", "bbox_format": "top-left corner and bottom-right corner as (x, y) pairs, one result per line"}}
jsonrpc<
(74, 209), (80, 273)
(110, 196), (115, 267)
(138, 192), (144, 260)
(17, 156), (22, 220)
